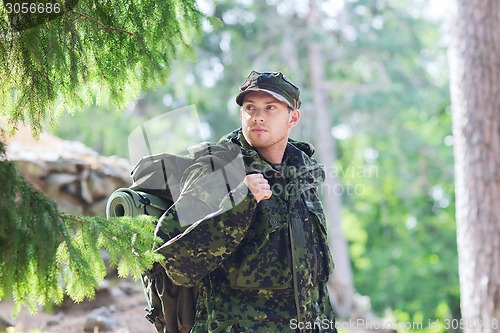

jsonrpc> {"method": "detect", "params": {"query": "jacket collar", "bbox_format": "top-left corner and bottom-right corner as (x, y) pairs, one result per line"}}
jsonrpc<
(218, 128), (325, 183)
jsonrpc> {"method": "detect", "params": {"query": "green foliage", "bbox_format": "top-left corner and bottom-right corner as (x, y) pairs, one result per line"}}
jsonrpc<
(0, 0), (217, 133)
(0, 139), (163, 315)
(333, 0), (458, 327)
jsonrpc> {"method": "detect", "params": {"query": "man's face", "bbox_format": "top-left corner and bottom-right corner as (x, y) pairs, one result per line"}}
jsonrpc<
(240, 91), (300, 151)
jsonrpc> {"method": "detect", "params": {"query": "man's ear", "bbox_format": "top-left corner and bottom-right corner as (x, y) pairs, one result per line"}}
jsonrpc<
(289, 109), (301, 128)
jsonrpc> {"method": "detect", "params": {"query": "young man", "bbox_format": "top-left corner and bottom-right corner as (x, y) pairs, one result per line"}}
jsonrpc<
(155, 71), (336, 332)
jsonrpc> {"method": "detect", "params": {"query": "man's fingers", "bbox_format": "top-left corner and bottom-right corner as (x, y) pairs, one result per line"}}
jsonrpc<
(261, 190), (272, 201)
(244, 174), (272, 202)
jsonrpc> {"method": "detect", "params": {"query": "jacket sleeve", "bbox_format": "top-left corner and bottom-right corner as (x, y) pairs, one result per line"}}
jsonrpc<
(154, 162), (257, 287)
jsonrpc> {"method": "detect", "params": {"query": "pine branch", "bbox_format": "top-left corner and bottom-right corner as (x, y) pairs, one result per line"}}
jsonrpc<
(0, 139), (163, 316)
(65, 10), (134, 36)
(0, 0), (216, 134)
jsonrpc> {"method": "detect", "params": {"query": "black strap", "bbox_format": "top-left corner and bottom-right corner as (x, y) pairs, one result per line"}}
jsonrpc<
(137, 192), (151, 215)
(145, 306), (160, 324)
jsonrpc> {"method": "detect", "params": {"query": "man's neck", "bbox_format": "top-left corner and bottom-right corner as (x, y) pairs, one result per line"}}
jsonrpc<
(256, 142), (287, 164)
(238, 129), (288, 164)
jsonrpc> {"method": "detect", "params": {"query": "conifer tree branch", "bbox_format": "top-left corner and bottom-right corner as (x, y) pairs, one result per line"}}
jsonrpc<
(1, 0), (211, 133)
(0, 138), (162, 315)
(0, 1), (214, 312)
(65, 9), (134, 36)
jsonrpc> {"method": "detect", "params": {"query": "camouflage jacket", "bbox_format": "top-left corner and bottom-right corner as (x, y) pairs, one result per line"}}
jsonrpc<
(155, 129), (336, 332)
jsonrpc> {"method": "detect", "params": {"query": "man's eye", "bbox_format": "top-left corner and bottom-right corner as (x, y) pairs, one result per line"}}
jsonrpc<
(266, 105), (276, 110)
(245, 105), (255, 111)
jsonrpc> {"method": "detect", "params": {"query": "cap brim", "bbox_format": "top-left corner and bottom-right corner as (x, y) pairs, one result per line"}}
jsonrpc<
(236, 88), (293, 109)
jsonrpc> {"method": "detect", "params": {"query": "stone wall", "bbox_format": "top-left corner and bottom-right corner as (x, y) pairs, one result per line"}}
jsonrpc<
(4, 127), (132, 216)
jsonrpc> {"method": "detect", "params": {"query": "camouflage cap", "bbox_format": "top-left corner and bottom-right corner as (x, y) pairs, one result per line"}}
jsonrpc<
(236, 71), (302, 109)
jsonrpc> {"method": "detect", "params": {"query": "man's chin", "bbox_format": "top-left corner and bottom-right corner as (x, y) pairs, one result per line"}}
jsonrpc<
(247, 137), (269, 148)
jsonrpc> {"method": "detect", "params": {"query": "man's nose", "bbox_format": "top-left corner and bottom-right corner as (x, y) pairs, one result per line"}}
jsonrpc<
(252, 109), (265, 122)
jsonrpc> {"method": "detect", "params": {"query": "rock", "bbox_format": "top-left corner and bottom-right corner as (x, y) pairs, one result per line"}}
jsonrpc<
(99, 156), (132, 181)
(46, 158), (79, 174)
(97, 279), (112, 295)
(45, 173), (79, 195)
(82, 306), (121, 333)
(88, 172), (124, 200)
(80, 180), (94, 204)
(88, 198), (109, 216)
(13, 160), (48, 179)
(4, 125), (133, 217)
(0, 315), (14, 330)
(52, 193), (84, 214)
(119, 281), (142, 296)
(110, 286), (128, 298)
(45, 312), (65, 327)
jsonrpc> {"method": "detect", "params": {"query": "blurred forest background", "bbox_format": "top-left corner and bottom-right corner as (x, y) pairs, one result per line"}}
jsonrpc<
(53, 0), (457, 330)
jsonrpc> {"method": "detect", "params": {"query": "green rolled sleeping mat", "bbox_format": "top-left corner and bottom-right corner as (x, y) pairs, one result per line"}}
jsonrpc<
(106, 188), (169, 218)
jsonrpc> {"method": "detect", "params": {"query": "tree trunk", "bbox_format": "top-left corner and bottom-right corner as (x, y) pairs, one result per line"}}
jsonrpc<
(307, 0), (355, 319)
(448, 1), (500, 332)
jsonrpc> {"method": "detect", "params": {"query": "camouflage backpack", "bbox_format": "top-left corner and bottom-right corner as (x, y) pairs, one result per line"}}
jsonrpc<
(106, 145), (240, 333)
(107, 151), (198, 333)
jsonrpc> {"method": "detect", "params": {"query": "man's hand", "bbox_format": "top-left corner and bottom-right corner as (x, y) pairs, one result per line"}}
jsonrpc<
(244, 174), (272, 203)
